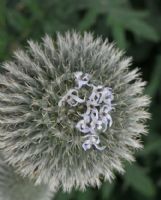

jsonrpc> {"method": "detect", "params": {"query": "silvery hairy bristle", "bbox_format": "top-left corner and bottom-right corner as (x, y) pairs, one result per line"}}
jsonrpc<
(0, 31), (150, 192)
(0, 153), (52, 200)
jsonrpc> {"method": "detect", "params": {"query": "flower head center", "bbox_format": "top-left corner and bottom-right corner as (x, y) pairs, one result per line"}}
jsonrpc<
(58, 71), (114, 151)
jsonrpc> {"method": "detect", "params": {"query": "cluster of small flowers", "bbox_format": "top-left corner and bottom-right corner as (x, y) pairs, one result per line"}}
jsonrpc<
(58, 72), (114, 151)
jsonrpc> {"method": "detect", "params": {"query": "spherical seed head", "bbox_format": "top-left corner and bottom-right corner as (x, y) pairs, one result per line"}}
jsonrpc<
(0, 32), (150, 192)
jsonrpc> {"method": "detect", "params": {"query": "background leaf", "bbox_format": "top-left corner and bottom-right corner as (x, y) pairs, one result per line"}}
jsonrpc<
(125, 164), (156, 197)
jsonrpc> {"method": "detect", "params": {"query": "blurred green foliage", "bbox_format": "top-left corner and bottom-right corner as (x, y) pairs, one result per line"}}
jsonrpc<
(0, 0), (161, 199)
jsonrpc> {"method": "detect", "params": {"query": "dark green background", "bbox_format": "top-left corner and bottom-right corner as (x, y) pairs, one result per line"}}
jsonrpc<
(0, 0), (161, 199)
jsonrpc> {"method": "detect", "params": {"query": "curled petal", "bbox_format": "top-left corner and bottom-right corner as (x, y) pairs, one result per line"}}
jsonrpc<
(90, 108), (99, 122)
(96, 120), (103, 130)
(58, 89), (85, 107)
(100, 104), (112, 115)
(74, 71), (91, 88)
(88, 92), (100, 106)
(102, 114), (113, 128)
(82, 140), (92, 151)
(76, 120), (90, 133)
(82, 135), (106, 151)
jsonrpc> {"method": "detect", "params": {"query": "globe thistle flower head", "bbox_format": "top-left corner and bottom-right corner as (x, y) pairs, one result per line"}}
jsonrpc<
(0, 31), (150, 192)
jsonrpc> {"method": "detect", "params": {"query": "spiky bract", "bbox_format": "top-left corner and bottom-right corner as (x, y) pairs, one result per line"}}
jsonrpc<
(0, 32), (150, 192)
(0, 154), (52, 200)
